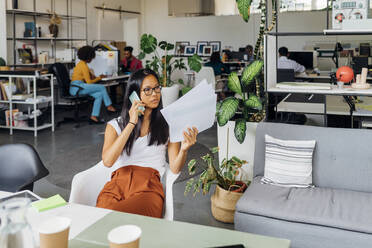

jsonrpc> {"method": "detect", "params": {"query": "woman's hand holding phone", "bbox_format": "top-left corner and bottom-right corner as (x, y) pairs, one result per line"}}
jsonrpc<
(129, 100), (145, 124)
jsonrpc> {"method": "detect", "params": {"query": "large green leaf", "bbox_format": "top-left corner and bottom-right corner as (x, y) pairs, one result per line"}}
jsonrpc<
(241, 60), (264, 86)
(138, 52), (146, 60)
(140, 34), (157, 54)
(217, 97), (239, 126)
(244, 94), (263, 110)
(236, 0), (252, 23)
(159, 41), (175, 51)
(227, 72), (242, 96)
(188, 54), (202, 73)
(234, 118), (247, 144)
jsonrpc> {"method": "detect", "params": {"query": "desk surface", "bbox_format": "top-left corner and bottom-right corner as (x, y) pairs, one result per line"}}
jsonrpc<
(295, 73), (372, 81)
(101, 74), (130, 81)
(268, 85), (372, 96)
(0, 191), (290, 248)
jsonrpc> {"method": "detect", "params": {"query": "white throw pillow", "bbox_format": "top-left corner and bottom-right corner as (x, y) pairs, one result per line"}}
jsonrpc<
(261, 134), (316, 188)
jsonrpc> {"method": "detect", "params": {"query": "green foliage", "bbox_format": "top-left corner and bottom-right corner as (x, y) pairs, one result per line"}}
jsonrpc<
(140, 34), (157, 53)
(216, 97), (239, 127)
(188, 159), (197, 175)
(184, 147), (249, 196)
(188, 54), (202, 73)
(0, 57), (6, 66)
(234, 119), (247, 144)
(227, 72), (242, 96)
(244, 94), (263, 111)
(241, 60), (264, 86)
(236, 0), (252, 22)
(139, 34), (202, 87)
(217, 59), (264, 142)
(181, 86), (192, 96)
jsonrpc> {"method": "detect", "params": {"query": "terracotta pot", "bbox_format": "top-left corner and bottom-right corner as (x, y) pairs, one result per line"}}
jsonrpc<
(211, 185), (243, 223)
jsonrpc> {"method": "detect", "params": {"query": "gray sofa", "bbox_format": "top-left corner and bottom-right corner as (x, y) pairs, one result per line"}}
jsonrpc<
(235, 122), (372, 248)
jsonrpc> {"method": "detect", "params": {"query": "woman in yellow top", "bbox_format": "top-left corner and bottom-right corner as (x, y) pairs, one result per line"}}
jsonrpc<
(70, 46), (116, 124)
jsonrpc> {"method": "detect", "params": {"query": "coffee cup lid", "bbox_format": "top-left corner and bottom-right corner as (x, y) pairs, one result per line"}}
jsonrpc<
(108, 225), (142, 244)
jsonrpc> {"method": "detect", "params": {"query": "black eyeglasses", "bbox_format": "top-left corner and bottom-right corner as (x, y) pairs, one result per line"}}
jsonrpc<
(142, 85), (162, 96)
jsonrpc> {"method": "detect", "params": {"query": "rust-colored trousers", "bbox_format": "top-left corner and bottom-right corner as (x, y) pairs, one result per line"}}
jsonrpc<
(96, 165), (164, 218)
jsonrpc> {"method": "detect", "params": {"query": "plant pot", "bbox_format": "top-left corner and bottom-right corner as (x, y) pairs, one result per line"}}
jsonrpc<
(211, 185), (243, 223)
(217, 121), (259, 182)
(161, 84), (179, 107)
(49, 24), (58, 38)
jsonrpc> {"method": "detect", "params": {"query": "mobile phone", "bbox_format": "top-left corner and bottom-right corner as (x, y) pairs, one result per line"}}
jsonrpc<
(129, 91), (145, 113)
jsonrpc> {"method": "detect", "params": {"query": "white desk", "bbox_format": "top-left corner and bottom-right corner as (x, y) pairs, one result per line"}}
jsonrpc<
(295, 74), (372, 81)
(268, 85), (372, 126)
(0, 191), (291, 248)
(101, 74), (130, 82)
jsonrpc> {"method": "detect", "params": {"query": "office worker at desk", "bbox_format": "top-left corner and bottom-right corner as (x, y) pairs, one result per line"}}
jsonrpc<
(245, 45), (254, 62)
(70, 45), (116, 124)
(278, 47), (306, 74)
(205, 52), (230, 76)
(97, 69), (198, 218)
(121, 46), (143, 73)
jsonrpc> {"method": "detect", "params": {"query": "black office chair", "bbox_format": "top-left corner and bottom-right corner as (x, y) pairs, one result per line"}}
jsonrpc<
(277, 69), (295, 83)
(0, 143), (49, 192)
(49, 63), (93, 127)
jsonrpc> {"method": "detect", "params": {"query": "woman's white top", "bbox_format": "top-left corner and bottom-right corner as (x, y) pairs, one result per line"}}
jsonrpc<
(108, 118), (167, 177)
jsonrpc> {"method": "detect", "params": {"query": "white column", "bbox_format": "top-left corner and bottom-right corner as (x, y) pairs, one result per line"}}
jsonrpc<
(0, 0), (7, 63)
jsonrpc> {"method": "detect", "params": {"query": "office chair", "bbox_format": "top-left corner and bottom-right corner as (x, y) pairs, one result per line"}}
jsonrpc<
(0, 143), (49, 192)
(277, 69), (295, 83)
(49, 63), (93, 128)
(69, 161), (179, 221)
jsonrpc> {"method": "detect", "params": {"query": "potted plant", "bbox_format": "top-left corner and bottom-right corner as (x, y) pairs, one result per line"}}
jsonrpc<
(47, 10), (61, 38)
(216, 0), (277, 177)
(184, 147), (250, 223)
(138, 34), (202, 107)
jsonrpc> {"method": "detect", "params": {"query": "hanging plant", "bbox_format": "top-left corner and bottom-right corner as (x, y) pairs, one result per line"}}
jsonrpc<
(217, 0), (277, 143)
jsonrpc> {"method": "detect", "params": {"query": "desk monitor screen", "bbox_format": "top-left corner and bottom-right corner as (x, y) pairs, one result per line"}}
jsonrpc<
(288, 51), (314, 70)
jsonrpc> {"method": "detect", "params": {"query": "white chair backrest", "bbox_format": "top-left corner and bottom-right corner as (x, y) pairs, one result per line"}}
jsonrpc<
(69, 162), (179, 221)
(195, 66), (216, 89)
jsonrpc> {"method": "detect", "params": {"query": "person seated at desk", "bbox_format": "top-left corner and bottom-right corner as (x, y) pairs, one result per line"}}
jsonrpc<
(205, 52), (230, 76)
(278, 47), (306, 76)
(70, 45), (116, 124)
(245, 45), (254, 62)
(97, 68), (198, 218)
(121, 46), (143, 73)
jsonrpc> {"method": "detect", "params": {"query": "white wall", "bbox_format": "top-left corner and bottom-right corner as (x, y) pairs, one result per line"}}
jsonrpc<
(141, 0), (372, 52)
(0, 0), (7, 63)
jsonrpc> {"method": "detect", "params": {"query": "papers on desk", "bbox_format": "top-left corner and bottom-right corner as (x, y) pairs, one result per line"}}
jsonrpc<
(161, 80), (217, 142)
(277, 82), (332, 90)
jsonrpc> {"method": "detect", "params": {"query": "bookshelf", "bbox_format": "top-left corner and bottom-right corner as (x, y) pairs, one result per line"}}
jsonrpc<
(0, 71), (54, 137)
(6, 0), (88, 67)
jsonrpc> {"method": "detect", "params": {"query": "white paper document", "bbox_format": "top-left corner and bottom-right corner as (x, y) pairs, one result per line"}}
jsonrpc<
(161, 80), (217, 142)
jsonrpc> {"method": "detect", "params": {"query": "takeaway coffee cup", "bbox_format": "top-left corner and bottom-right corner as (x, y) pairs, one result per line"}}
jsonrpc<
(38, 216), (71, 248)
(108, 225), (142, 248)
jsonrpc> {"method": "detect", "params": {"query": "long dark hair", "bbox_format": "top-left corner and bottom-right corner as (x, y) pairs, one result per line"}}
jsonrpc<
(210, 52), (221, 64)
(118, 69), (169, 156)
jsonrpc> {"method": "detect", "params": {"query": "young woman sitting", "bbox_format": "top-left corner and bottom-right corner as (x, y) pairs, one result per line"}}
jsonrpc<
(96, 68), (198, 218)
(70, 45), (116, 124)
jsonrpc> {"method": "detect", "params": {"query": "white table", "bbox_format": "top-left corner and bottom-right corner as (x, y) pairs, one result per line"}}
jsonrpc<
(0, 191), (291, 248)
(0, 191), (110, 247)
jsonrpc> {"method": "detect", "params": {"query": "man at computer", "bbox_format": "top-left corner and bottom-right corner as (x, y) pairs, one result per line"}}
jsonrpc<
(121, 46), (143, 73)
(278, 47), (306, 74)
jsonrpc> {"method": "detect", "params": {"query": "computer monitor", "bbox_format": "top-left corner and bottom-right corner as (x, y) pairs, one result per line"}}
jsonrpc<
(288, 51), (314, 70)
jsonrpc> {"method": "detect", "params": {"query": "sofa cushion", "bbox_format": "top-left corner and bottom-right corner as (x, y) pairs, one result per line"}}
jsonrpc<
(236, 177), (372, 234)
(263, 134), (316, 187)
